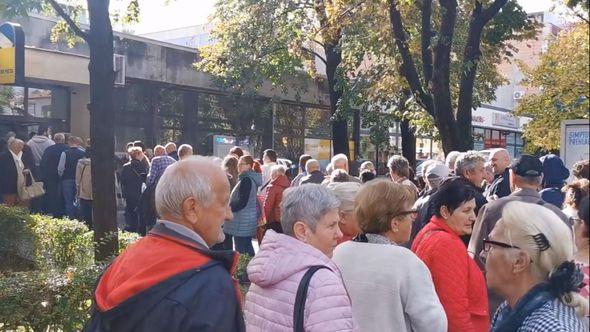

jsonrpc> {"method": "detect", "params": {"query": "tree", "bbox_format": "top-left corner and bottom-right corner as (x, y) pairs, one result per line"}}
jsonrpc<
(384, 0), (536, 154)
(197, 0), (360, 157)
(4, 0), (141, 260)
(514, 23), (589, 152)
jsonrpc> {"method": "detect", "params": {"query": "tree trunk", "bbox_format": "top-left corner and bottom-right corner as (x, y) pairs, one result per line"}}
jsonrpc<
(88, 0), (118, 261)
(325, 42), (349, 157)
(400, 120), (416, 169)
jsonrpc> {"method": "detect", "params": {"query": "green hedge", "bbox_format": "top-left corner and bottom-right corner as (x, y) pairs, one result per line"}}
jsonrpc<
(0, 206), (140, 331)
(0, 206), (252, 331)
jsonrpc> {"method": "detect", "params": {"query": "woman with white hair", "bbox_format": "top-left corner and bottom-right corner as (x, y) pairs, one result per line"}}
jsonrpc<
(0, 138), (34, 207)
(327, 181), (362, 242)
(245, 184), (354, 331)
(482, 201), (587, 331)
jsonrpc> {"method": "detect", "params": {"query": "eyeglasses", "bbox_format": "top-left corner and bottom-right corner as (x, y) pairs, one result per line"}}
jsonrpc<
(482, 239), (520, 253)
(392, 210), (418, 220)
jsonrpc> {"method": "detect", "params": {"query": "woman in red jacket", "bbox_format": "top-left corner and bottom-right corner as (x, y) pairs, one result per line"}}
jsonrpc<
(263, 165), (290, 232)
(412, 177), (489, 332)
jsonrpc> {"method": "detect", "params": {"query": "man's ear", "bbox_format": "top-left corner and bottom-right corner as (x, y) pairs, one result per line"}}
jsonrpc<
(293, 221), (308, 242)
(182, 197), (199, 224)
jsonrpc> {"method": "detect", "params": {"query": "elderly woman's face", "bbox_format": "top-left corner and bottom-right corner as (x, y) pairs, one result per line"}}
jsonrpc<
(482, 220), (519, 295)
(443, 198), (476, 236)
(304, 208), (342, 258)
(10, 142), (23, 154)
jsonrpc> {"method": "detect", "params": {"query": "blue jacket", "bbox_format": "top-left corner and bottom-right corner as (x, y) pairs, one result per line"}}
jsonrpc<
(84, 223), (245, 332)
(539, 154), (570, 208)
(224, 171), (262, 237)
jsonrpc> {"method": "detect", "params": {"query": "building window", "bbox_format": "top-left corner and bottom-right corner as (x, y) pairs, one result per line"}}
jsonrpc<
(0, 86), (25, 116)
(274, 103), (304, 161)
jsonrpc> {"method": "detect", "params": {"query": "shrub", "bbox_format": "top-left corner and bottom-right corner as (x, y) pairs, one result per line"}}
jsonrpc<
(0, 205), (141, 330)
(0, 206), (36, 272)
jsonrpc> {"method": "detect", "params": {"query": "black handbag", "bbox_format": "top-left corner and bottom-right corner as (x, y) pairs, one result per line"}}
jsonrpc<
(293, 265), (331, 332)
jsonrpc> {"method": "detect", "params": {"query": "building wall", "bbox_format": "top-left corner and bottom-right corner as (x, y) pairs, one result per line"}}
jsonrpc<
(70, 86), (90, 140)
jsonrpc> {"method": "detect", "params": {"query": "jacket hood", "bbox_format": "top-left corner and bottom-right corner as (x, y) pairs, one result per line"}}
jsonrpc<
(540, 154), (569, 186)
(30, 135), (51, 144)
(78, 158), (91, 166)
(270, 174), (290, 188)
(247, 230), (338, 287)
(241, 170), (263, 187)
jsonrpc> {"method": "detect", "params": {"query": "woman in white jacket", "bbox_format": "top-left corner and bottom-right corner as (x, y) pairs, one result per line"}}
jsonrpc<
(332, 179), (447, 332)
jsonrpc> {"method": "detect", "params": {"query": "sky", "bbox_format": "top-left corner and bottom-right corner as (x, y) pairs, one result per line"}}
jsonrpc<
(130, 0), (562, 34)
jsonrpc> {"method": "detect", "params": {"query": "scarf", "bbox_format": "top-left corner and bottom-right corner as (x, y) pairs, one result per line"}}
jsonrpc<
(491, 283), (554, 332)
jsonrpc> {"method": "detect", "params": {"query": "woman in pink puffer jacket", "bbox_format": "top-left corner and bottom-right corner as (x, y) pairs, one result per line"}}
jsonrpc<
(244, 184), (355, 331)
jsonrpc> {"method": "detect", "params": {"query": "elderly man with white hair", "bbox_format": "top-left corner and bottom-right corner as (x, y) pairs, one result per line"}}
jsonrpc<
(86, 157), (245, 331)
(300, 159), (325, 185)
(322, 154), (361, 185)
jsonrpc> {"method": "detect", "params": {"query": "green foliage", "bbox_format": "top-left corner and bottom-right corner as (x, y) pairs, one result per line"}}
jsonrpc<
(514, 23), (590, 151)
(0, 206), (140, 330)
(0, 206), (36, 272)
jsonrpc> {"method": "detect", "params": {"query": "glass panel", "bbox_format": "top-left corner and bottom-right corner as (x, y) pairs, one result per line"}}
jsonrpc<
(115, 126), (147, 152)
(26, 87), (68, 119)
(485, 129), (491, 140)
(516, 133), (523, 145)
(123, 84), (152, 112)
(305, 107), (331, 138)
(160, 128), (182, 144)
(491, 130), (500, 140)
(506, 145), (515, 158)
(506, 132), (515, 145)
(0, 86), (25, 116)
(473, 127), (485, 143)
(159, 88), (184, 116)
(198, 93), (235, 123)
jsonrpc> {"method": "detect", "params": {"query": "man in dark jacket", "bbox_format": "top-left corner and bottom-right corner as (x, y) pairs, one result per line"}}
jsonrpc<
(57, 136), (86, 219)
(300, 159), (326, 185)
(539, 154), (570, 208)
(84, 157), (244, 332)
(40, 133), (69, 217)
(484, 148), (512, 201)
(120, 147), (149, 234)
(165, 142), (179, 161)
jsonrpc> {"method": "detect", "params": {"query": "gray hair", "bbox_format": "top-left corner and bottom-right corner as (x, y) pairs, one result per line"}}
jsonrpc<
(327, 182), (361, 213)
(387, 155), (410, 178)
(155, 156), (218, 220)
(360, 161), (375, 173)
(280, 184), (340, 236)
(331, 153), (348, 169)
(7, 138), (24, 150)
(455, 151), (485, 176)
(53, 133), (65, 144)
(445, 151), (461, 170)
(305, 159), (320, 173)
(178, 144), (193, 159)
(271, 164), (287, 177)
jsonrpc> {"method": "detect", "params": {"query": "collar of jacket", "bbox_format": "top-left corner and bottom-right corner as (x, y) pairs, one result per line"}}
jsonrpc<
(149, 222), (238, 275)
(459, 176), (484, 193)
(430, 215), (461, 238)
(511, 187), (540, 199)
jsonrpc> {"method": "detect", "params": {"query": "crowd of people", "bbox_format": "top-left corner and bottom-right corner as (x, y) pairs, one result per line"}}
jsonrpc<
(1, 128), (589, 331)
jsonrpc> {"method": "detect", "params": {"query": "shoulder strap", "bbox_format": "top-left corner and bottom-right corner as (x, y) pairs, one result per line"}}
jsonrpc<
(293, 265), (331, 332)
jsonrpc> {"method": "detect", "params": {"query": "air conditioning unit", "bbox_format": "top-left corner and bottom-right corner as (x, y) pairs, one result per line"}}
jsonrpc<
(513, 91), (525, 100)
(113, 54), (126, 86)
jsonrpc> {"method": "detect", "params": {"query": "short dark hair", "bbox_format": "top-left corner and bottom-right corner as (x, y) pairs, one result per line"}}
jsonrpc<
(430, 177), (477, 217)
(133, 140), (146, 151)
(298, 154), (312, 170)
(264, 149), (278, 162)
(38, 124), (50, 135)
(230, 146), (244, 158)
(360, 170), (376, 183)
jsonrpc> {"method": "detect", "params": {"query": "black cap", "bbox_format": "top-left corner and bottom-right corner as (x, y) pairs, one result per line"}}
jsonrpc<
(510, 154), (543, 177)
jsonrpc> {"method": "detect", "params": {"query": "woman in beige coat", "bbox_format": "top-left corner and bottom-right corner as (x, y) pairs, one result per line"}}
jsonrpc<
(75, 150), (92, 228)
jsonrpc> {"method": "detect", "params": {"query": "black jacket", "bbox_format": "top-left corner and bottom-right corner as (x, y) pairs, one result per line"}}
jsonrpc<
(121, 160), (148, 203)
(485, 168), (511, 201)
(0, 151), (34, 195)
(300, 170), (326, 185)
(40, 143), (69, 182)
